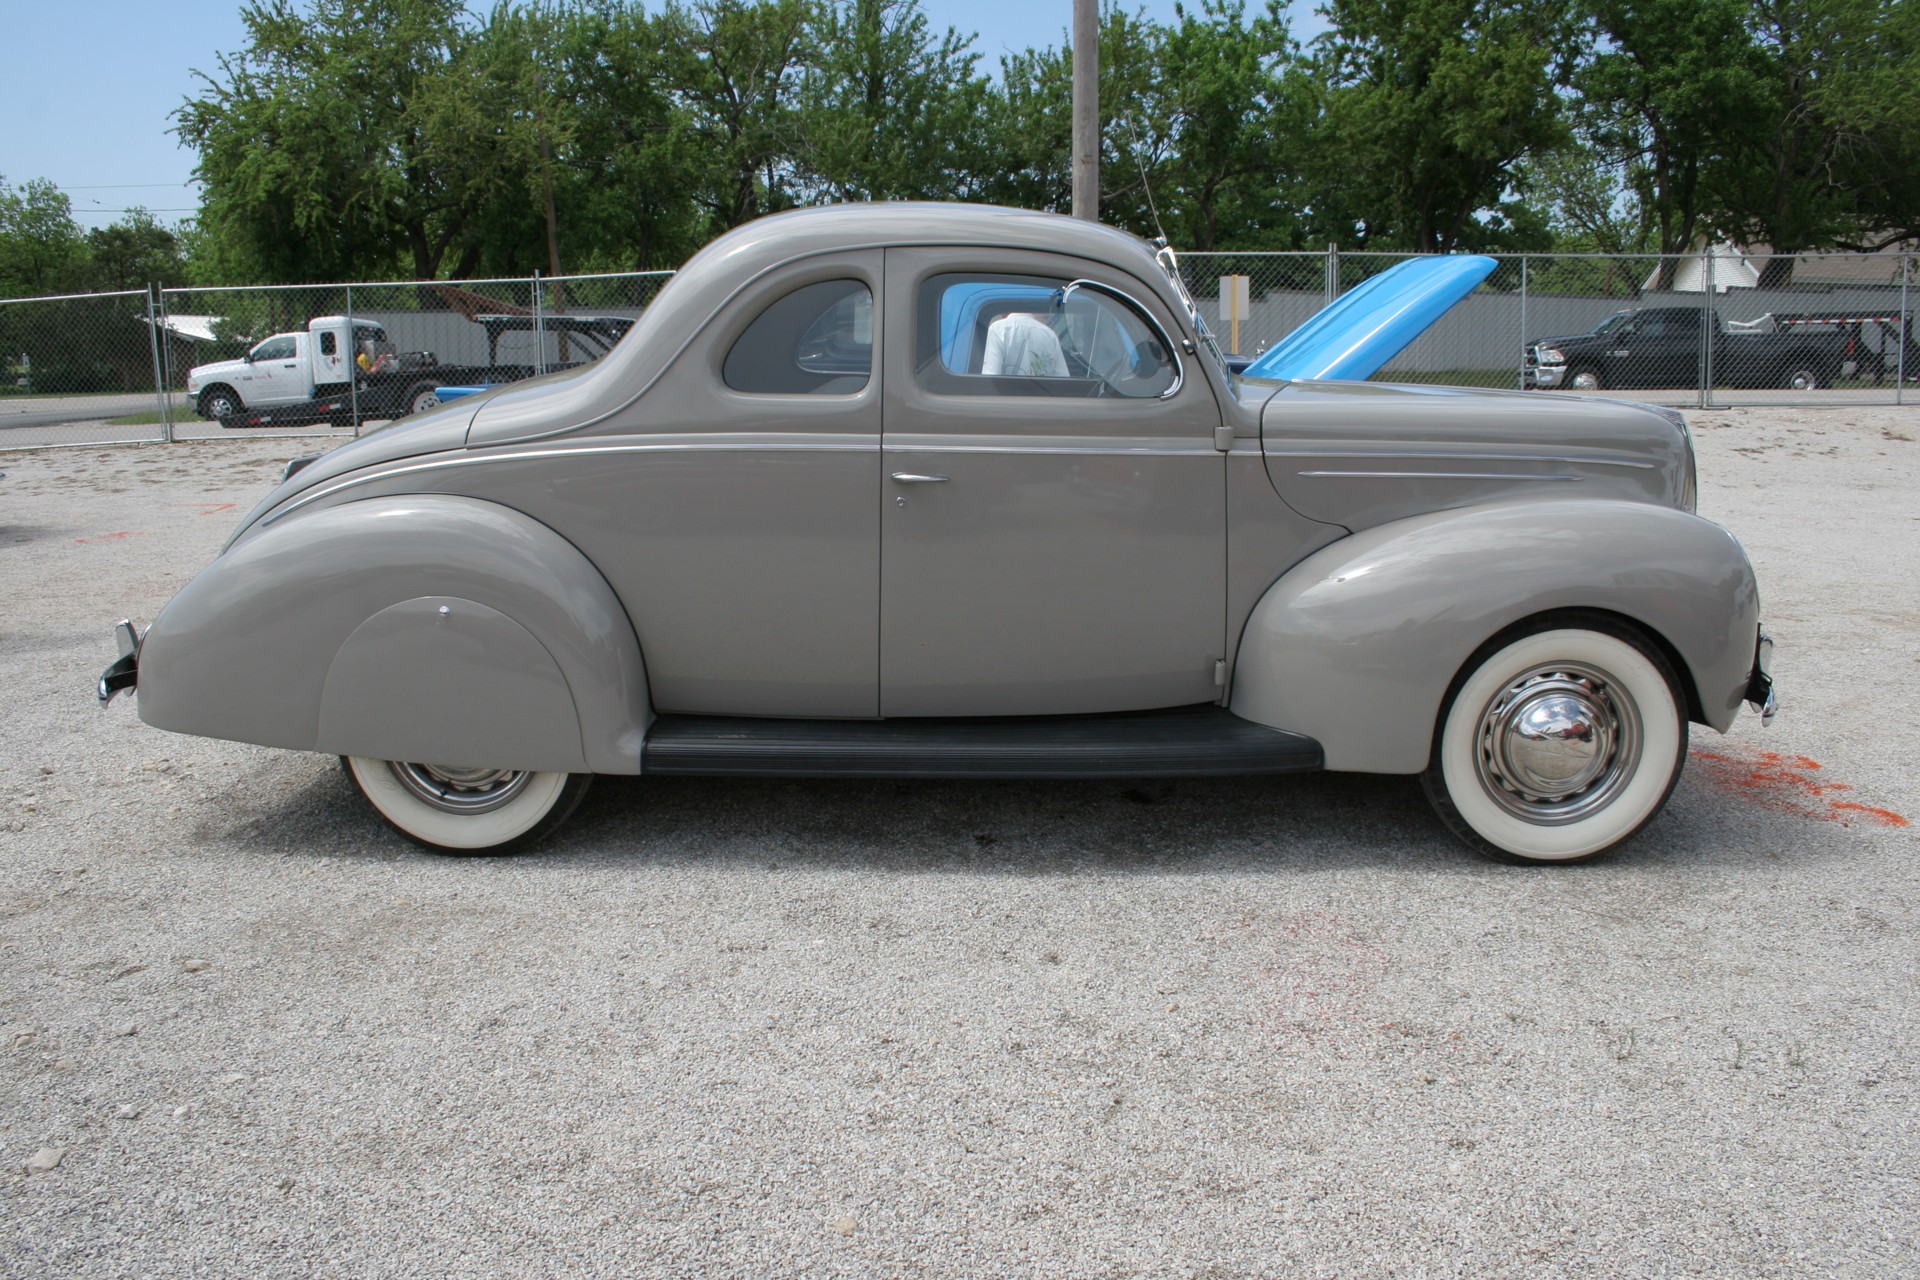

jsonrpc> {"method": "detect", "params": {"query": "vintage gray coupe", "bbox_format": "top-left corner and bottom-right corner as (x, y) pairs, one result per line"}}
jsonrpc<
(99, 204), (1774, 862)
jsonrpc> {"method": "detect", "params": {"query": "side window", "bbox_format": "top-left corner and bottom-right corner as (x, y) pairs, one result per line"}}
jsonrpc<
(724, 279), (872, 394)
(319, 331), (337, 356)
(1637, 313), (1667, 338)
(917, 273), (1178, 399)
(252, 336), (295, 361)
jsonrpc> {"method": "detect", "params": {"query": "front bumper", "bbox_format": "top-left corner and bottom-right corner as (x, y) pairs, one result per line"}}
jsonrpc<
(97, 620), (141, 704)
(1744, 629), (1777, 726)
(1524, 363), (1565, 390)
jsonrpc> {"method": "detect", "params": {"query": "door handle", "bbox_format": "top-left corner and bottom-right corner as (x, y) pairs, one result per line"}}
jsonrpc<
(890, 473), (949, 483)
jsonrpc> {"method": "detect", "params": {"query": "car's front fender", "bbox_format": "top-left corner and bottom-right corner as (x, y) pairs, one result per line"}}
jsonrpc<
(1228, 499), (1761, 773)
(135, 494), (651, 774)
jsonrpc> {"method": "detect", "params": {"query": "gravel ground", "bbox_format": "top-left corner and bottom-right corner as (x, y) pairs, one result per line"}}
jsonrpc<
(1, 409), (1916, 1278)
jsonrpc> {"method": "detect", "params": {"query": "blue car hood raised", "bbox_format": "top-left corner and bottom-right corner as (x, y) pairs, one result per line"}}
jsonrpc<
(1243, 255), (1498, 381)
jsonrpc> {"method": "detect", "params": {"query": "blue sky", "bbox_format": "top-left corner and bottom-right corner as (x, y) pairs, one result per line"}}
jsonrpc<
(2, 0), (1327, 230)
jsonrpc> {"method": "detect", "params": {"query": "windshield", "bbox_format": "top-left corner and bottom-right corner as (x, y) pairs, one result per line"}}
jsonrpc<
(1156, 245), (1234, 387)
(1592, 311), (1631, 337)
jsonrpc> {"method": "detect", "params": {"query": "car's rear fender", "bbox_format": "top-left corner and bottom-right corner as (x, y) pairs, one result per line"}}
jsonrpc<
(135, 494), (651, 774)
(1228, 499), (1762, 773)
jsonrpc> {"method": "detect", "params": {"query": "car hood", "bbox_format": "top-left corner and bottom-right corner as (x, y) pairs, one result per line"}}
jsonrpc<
(188, 356), (249, 383)
(1260, 380), (1695, 532)
(1529, 331), (1602, 351)
(1242, 255), (1498, 381)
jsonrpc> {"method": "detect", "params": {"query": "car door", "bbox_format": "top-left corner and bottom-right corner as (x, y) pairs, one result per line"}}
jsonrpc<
(1630, 310), (1700, 389)
(242, 333), (305, 405)
(879, 247), (1227, 718)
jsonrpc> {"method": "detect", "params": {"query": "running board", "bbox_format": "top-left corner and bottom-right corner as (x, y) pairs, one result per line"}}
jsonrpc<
(640, 705), (1322, 779)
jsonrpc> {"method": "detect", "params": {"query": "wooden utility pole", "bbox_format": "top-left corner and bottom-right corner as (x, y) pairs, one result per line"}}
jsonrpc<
(536, 70), (569, 360)
(1071, 0), (1098, 221)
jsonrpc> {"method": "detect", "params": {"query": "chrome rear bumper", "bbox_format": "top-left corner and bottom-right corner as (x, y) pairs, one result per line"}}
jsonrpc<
(97, 619), (142, 705)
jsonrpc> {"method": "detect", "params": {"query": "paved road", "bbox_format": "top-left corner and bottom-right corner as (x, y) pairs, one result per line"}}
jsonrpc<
(0, 393), (177, 435)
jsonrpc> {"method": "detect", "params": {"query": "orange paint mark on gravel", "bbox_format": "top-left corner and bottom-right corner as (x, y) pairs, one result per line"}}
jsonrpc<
(170, 502), (236, 515)
(73, 531), (146, 544)
(1690, 746), (1909, 827)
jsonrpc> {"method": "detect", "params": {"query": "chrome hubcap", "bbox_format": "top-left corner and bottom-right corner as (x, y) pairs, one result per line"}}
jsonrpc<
(388, 762), (532, 814)
(1474, 663), (1640, 824)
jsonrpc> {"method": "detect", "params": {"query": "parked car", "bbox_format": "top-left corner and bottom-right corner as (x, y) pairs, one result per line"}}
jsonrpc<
(1526, 305), (1849, 391)
(100, 204), (1775, 863)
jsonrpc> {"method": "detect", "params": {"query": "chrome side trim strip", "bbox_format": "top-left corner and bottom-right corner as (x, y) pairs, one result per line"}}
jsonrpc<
(267, 430), (1221, 528)
(884, 443), (1220, 457)
(1297, 470), (1585, 481)
(263, 438), (877, 525)
(1267, 449), (1655, 470)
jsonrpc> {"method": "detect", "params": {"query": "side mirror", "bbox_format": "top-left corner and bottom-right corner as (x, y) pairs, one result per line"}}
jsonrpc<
(242, 351), (255, 363)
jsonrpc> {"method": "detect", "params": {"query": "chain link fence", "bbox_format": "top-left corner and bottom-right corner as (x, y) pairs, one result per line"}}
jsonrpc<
(1, 271), (672, 451)
(5, 250), (1913, 453)
(1177, 249), (1915, 407)
(0, 289), (176, 447)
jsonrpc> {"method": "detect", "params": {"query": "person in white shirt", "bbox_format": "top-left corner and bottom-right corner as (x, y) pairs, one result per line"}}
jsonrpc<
(981, 311), (1068, 377)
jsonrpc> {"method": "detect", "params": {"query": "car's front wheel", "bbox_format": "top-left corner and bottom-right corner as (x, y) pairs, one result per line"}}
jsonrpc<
(1567, 368), (1603, 392)
(342, 757), (591, 854)
(199, 386), (241, 420)
(1421, 622), (1687, 863)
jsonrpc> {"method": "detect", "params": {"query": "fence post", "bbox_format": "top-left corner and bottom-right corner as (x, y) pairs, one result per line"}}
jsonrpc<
(145, 285), (173, 444)
(532, 271), (547, 377)
(346, 282), (360, 437)
(1901, 254), (1911, 406)
(1518, 256), (1529, 391)
(1698, 249), (1715, 409)
(157, 287), (179, 436)
(1324, 242), (1339, 306)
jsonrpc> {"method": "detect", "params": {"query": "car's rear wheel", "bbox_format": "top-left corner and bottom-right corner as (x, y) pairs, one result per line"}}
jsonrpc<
(1421, 622), (1687, 864)
(1567, 367), (1602, 392)
(404, 382), (440, 416)
(1780, 364), (1820, 392)
(342, 757), (591, 854)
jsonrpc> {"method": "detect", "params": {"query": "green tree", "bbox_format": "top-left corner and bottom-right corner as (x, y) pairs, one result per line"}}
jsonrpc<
(1572, 0), (1773, 269)
(551, 2), (708, 273)
(660, 0), (813, 233)
(84, 209), (189, 292)
(0, 176), (88, 297)
(793, 0), (993, 204)
(175, 0), (529, 282)
(1308, 0), (1573, 251)
(1706, 0), (1920, 273)
(977, 5), (1172, 239)
(1512, 145), (1652, 256)
(1154, 0), (1313, 251)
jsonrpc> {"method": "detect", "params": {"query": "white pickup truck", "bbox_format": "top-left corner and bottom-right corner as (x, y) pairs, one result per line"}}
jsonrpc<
(184, 315), (446, 424)
(184, 312), (638, 426)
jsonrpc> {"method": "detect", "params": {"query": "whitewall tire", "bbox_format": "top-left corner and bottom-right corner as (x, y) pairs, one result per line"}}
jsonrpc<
(343, 757), (591, 854)
(1421, 624), (1687, 863)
